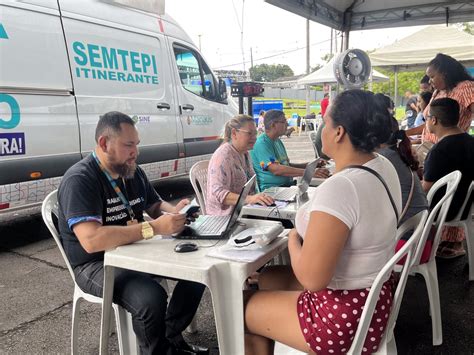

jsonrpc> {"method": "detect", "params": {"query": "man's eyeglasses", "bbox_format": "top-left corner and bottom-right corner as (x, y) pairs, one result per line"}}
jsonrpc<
(237, 129), (258, 137)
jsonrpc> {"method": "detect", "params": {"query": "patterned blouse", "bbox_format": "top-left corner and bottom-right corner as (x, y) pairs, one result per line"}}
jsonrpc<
(422, 80), (474, 143)
(206, 142), (255, 216)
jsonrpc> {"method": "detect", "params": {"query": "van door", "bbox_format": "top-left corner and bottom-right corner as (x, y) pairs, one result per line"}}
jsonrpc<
(59, 3), (179, 181)
(0, 1), (79, 208)
(168, 41), (228, 170)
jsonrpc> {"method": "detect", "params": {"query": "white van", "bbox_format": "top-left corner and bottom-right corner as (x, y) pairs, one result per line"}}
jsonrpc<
(0, 0), (237, 213)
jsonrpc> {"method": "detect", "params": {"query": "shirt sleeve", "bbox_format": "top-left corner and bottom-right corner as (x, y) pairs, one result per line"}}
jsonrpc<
(423, 144), (448, 183)
(309, 175), (359, 230)
(59, 173), (104, 230)
(208, 149), (233, 204)
(251, 138), (280, 171)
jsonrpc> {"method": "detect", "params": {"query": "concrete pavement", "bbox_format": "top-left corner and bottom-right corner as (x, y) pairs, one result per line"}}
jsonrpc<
(0, 132), (472, 354)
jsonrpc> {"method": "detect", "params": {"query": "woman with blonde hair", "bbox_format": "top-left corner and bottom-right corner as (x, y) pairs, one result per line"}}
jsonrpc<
(206, 115), (274, 215)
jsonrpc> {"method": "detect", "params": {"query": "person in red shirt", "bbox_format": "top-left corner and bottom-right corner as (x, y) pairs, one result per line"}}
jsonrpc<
(320, 93), (330, 118)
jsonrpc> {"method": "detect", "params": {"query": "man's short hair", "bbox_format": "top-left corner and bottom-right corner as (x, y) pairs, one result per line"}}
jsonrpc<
(323, 93), (329, 98)
(264, 110), (285, 130)
(95, 111), (135, 142)
(429, 98), (460, 127)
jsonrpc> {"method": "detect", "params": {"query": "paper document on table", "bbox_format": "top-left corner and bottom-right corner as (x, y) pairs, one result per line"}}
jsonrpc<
(247, 201), (289, 209)
(207, 234), (288, 263)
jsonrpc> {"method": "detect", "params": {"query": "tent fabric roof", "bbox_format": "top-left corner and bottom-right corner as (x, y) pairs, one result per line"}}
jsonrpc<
(297, 57), (389, 85)
(265, 0), (474, 31)
(370, 25), (474, 69)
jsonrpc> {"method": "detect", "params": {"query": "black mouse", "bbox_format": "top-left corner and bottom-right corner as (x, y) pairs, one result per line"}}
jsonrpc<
(268, 203), (277, 207)
(174, 241), (199, 253)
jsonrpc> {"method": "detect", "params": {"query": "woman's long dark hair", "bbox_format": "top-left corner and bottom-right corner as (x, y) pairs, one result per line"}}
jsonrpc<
(374, 94), (419, 171)
(429, 53), (473, 91)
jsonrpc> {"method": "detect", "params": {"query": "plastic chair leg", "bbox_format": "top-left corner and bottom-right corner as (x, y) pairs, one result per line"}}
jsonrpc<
(464, 221), (474, 281)
(418, 263), (443, 346)
(115, 306), (138, 355)
(71, 294), (82, 355)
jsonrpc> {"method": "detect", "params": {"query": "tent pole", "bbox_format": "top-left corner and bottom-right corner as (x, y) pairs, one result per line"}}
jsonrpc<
(306, 18), (311, 116)
(394, 66), (399, 107)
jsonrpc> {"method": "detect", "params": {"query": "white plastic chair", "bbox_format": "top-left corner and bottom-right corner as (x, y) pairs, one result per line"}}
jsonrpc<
(189, 160), (210, 215)
(408, 170), (462, 346)
(308, 131), (319, 159)
(274, 210), (428, 355)
(347, 210), (428, 354)
(444, 181), (473, 280)
(41, 190), (138, 355)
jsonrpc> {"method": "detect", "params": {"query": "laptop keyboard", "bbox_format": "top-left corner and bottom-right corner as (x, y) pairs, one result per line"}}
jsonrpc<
(265, 187), (297, 201)
(194, 215), (229, 234)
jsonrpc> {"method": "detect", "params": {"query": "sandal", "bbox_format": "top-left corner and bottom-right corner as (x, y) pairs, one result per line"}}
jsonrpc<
(436, 245), (466, 259)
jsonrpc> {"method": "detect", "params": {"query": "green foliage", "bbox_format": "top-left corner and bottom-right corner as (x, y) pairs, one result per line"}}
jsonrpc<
(371, 68), (425, 97)
(459, 22), (474, 35)
(249, 64), (294, 82)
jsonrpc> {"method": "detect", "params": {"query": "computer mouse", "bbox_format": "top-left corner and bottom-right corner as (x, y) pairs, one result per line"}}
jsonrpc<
(174, 241), (199, 253)
(268, 203), (277, 207)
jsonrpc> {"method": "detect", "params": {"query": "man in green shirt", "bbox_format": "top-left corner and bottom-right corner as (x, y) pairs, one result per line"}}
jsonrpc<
(250, 110), (330, 191)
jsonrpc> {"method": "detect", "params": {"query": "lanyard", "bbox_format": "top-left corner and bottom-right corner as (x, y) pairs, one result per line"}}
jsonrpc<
(92, 151), (136, 221)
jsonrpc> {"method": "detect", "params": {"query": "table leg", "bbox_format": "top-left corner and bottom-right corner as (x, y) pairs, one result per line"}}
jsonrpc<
(100, 265), (115, 355)
(207, 264), (248, 355)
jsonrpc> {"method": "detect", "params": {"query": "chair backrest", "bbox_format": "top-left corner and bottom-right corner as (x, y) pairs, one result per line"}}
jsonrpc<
(189, 160), (210, 215)
(348, 210), (428, 354)
(308, 131), (319, 159)
(41, 189), (76, 281)
(412, 170), (462, 266)
(448, 181), (473, 223)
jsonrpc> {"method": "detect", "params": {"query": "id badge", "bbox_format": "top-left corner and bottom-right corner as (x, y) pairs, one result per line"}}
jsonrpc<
(127, 219), (138, 226)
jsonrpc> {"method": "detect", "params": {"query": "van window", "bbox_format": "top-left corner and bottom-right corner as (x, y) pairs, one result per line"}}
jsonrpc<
(173, 45), (218, 101)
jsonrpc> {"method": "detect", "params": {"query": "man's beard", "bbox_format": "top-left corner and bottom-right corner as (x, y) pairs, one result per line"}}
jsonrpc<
(111, 161), (137, 179)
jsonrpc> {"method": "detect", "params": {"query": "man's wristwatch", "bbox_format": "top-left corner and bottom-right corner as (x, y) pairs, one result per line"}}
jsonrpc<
(141, 221), (154, 240)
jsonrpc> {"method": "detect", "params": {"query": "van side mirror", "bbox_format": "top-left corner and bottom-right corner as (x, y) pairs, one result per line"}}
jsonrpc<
(218, 79), (228, 102)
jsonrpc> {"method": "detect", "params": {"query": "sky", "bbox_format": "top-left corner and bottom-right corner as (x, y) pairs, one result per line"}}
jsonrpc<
(166, 0), (426, 75)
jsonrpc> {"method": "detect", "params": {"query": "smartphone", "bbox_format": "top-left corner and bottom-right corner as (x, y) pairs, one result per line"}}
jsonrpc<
(180, 205), (200, 217)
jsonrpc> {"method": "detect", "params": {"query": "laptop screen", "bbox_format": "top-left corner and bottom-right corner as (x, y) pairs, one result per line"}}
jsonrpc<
(226, 175), (256, 230)
(299, 159), (320, 194)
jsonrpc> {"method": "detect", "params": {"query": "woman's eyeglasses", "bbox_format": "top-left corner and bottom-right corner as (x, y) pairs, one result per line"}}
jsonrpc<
(237, 129), (258, 137)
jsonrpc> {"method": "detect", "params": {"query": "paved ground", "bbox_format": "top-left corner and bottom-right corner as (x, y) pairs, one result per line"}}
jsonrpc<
(0, 132), (473, 354)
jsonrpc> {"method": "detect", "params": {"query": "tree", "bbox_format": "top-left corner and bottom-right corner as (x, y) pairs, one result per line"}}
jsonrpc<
(458, 22), (474, 35)
(371, 69), (425, 100)
(249, 64), (294, 82)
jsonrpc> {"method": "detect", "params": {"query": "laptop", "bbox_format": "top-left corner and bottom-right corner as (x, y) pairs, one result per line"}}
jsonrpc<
(263, 159), (320, 202)
(175, 175), (256, 239)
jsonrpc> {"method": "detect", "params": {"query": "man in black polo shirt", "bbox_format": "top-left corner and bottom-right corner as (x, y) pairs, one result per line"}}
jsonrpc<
(422, 98), (474, 258)
(58, 112), (207, 355)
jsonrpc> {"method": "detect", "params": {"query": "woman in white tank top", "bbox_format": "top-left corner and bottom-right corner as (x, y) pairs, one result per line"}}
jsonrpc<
(244, 90), (402, 355)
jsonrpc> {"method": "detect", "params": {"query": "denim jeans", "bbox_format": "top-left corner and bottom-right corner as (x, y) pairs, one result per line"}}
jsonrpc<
(74, 261), (205, 355)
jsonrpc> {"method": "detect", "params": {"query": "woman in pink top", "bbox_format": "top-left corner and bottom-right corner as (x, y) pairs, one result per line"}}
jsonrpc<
(206, 115), (274, 216)
(410, 53), (473, 258)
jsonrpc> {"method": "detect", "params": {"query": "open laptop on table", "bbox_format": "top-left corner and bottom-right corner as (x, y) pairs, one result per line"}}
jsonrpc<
(263, 158), (320, 202)
(175, 175), (256, 240)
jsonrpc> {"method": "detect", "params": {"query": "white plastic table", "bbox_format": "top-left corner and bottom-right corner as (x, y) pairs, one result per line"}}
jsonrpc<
(242, 186), (318, 223)
(99, 236), (288, 355)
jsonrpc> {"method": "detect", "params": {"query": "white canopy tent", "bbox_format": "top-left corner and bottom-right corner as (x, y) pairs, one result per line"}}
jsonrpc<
(265, 1), (474, 33)
(370, 25), (474, 70)
(298, 57), (389, 85)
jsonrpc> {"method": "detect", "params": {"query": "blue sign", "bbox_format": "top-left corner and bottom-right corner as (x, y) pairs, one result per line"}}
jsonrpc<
(0, 132), (26, 156)
(0, 94), (21, 129)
